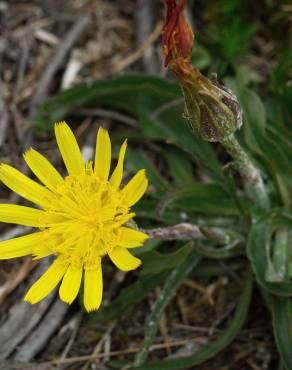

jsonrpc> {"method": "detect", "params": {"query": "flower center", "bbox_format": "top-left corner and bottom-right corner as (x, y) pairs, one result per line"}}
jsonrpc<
(39, 170), (131, 267)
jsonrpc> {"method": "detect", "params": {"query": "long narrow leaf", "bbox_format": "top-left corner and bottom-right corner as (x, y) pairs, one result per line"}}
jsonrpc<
(33, 74), (225, 183)
(133, 247), (201, 366)
(247, 212), (292, 296)
(271, 296), (292, 370)
(158, 183), (240, 217)
(109, 269), (253, 370)
(139, 244), (194, 276)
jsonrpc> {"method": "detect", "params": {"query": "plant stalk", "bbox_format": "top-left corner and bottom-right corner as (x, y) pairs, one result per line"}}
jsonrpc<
(221, 134), (270, 214)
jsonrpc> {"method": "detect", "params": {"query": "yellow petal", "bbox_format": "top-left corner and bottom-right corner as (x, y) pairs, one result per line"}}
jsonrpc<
(115, 212), (136, 227)
(0, 204), (44, 226)
(118, 227), (148, 248)
(32, 244), (52, 260)
(23, 148), (63, 190)
(24, 258), (68, 304)
(83, 265), (103, 312)
(59, 265), (82, 304)
(109, 246), (141, 271)
(0, 163), (51, 207)
(55, 122), (84, 175)
(109, 139), (127, 187)
(94, 127), (111, 180)
(121, 169), (148, 206)
(0, 231), (44, 259)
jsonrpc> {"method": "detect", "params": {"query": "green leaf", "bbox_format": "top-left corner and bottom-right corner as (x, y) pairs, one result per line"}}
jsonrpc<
(247, 210), (292, 296)
(33, 75), (180, 129)
(134, 239), (163, 255)
(220, 19), (256, 61)
(132, 248), (202, 367)
(133, 198), (185, 224)
(126, 148), (170, 192)
(271, 296), (292, 370)
(162, 145), (195, 186)
(158, 183), (240, 217)
(90, 272), (167, 322)
(272, 229), (289, 281)
(33, 74), (225, 183)
(109, 269), (253, 370)
(192, 240), (244, 259)
(138, 105), (225, 183)
(139, 243), (194, 276)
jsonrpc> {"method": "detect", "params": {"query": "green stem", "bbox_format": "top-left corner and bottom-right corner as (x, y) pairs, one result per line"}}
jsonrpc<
(132, 249), (201, 367)
(221, 134), (270, 213)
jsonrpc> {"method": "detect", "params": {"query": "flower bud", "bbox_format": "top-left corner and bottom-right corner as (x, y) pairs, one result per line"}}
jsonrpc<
(163, 0), (242, 142)
(182, 72), (242, 142)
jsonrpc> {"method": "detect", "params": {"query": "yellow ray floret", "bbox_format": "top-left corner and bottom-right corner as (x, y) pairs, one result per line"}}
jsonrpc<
(0, 122), (148, 312)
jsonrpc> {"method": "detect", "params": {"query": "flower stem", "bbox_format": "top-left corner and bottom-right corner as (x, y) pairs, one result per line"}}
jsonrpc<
(141, 223), (231, 244)
(221, 134), (270, 214)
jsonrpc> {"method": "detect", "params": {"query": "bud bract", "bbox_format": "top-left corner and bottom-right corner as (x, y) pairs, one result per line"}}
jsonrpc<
(163, 0), (242, 142)
(182, 72), (242, 142)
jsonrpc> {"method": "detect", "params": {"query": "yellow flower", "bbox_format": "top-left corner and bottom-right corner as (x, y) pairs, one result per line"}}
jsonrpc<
(0, 122), (148, 312)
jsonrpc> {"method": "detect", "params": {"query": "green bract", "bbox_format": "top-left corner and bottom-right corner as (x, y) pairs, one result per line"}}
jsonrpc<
(182, 73), (242, 142)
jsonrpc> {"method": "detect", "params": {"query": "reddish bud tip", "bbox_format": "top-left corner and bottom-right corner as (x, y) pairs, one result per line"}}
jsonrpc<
(163, 0), (194, 67)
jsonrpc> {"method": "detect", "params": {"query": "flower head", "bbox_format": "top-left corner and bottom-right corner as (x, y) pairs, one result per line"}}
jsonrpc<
(163, 0), (242, 142)
(0, 123), (148, 311)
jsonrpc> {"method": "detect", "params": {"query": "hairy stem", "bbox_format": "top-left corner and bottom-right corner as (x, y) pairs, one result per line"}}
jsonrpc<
(221, 135), (270, 213)
(141, 223), (230, 244)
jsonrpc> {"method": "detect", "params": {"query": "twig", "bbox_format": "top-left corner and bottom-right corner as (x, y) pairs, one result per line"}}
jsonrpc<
(135, 0), (159, 74)
(111, 21), (163, 73)
(42, 337), (203, 365)
(0, 79), (9, 147)
(13, 300), (69, 362)
(0, 258), (36, 304)
(172, 323), (221, 334)
(11, 38), (32, 142)
(0, 226), (32, 241)
(29, 15), (90, 115)
(80, 321), (116, 370)
(14, 37), (31, 98)
(58, 313), (84, 363)
(0, 361), (54, 370)
(79, 108), (138, 127)
(208, 301), (237, 336)
(0, 259), (54, 360)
